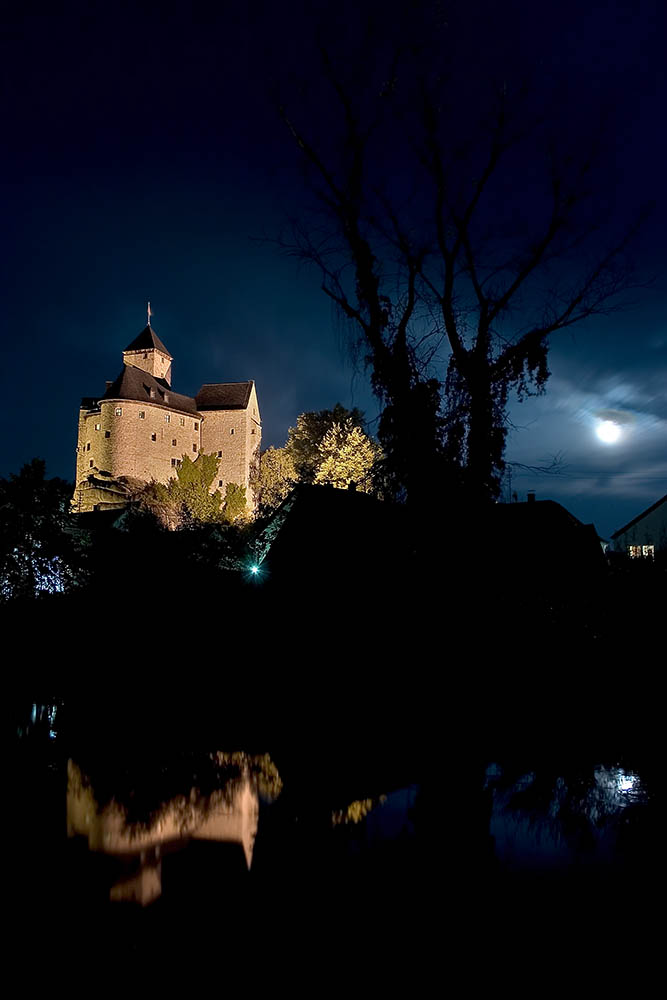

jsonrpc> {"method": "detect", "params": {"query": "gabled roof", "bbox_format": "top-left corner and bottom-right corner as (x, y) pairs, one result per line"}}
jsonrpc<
(610, 494), (667, 539)
(123, 324), (172, 358)
(102, 364), (199, 414)
(195, 381), (254, 411)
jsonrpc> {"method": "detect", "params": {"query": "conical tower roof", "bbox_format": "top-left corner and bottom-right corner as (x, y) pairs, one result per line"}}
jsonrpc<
(123, 324), (172, 358)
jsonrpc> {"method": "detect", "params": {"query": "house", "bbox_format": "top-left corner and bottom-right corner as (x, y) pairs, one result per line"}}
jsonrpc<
(610, 494), (667, 558)
(72, 322), (260, 512)
(490, 495), (607, 587)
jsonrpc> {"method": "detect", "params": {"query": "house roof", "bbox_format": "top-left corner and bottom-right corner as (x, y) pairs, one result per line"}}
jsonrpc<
(195, 381), (254, 410)
(101, 364), (199, 414)
(123, 324), (172, 358)
(610, 494), (667, 539)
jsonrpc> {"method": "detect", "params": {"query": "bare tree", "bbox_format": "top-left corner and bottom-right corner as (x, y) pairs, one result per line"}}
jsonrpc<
(277, 18), (641, 507)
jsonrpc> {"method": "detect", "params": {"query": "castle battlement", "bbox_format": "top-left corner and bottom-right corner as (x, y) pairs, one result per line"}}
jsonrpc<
(72, 324), (260, 513)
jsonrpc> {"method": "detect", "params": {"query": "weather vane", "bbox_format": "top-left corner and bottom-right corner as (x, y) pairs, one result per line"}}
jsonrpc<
(147, 301), (152, 326)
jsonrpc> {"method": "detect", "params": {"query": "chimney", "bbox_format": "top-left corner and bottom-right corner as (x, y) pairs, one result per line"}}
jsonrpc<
(527, 491), (536, 503)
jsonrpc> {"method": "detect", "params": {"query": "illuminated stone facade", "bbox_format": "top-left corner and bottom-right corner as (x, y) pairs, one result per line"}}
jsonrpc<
(72, 325), (260, 512)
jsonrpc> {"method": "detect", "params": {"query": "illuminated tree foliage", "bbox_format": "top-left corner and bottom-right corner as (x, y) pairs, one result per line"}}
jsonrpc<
(250, 445), (298, 513)
(0, 459), (79, 601)
(314, 420), (382, 492)
(285, 403), (365, 483)
(221, 482), (248, 524)
(133, 454), (245, 527)
(251, 404), (380, 514)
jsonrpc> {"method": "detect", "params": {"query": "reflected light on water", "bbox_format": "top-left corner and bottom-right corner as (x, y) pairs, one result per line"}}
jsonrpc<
(594, 766), (644, 807)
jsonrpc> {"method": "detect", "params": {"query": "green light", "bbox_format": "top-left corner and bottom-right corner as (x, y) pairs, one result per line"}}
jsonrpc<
(250, 565), (259, 575)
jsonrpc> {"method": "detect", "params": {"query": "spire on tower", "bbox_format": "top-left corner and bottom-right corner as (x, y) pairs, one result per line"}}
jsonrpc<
(147, 301), (152, 326)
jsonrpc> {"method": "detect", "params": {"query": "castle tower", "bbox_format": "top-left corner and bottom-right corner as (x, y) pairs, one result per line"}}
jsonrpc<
(122, 324), (173, 386)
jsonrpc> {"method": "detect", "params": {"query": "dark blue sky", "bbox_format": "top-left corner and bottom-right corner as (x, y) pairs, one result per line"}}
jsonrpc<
(1, 0), (665, 538)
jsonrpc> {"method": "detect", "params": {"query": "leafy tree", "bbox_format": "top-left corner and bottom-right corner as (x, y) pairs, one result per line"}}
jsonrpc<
(134, 453), (223, 527)
(314, 420), (382, 492)
(250, 446), (298, 513)
(285, 403), (365, 483)
(0, 459), (80, 600)
(221, 482), (248, 524)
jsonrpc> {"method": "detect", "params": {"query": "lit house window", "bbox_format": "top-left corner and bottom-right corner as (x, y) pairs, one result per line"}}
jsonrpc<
(139, 411), (146, 419)
(115, 407), (123, 416)
(151, 433), (157, 442)
(629, 544), (655, 558)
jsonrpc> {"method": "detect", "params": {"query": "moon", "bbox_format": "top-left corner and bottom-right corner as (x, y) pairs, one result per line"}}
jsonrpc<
(596, 420), (621, 444)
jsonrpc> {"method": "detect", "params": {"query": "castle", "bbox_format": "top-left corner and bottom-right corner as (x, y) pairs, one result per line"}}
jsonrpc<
(73, 322), (260, 512)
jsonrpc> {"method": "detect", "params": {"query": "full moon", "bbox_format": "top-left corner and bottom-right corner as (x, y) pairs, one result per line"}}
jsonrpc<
(596, 420), (621, 444)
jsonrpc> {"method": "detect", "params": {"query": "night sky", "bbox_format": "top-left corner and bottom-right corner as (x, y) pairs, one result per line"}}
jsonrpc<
(1, 0), (665, 540)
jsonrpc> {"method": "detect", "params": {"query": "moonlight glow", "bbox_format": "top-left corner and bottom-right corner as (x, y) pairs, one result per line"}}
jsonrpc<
(596, 420), (621, 444)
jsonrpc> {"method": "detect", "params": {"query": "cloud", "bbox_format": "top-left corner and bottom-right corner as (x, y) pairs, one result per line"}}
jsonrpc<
(593, 407), (636, 427)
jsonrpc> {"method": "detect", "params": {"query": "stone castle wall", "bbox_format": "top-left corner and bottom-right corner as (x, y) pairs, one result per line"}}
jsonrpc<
(76, 398), (202, 488)
(200, 383), (261, 497)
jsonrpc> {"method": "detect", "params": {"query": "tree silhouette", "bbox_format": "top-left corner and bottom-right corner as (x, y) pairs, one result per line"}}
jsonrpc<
(278, 9), (642, 505)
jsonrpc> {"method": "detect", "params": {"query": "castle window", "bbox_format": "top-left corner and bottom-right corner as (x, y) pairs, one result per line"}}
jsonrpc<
(89, 460), (94, 467)
(139, 411), (145, 419)
(171, 458), (182, 468)
(151, 433), (157, 442)
(179, 417), (185, 426)
(192, 443), (197, 452)
(230, 428), (235, 435)
(251, 428), (256, 434)
(217, 450), (223, 458)
(94, 423), (101, 431)
(115, 407), (123, 416)
(143, 353), (148, 359)
(105, 431), (110, 438)
(194, 422), (199, 431)
(86, 442), (91, 451)
(172, 439), (177, 446)
(165, 414), (171, 423)
(218, 480), (223, 487)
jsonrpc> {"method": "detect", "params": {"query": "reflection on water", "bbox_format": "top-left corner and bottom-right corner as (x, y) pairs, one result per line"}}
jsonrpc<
(66, 753), (279, 905)
(15, 701), (658, 931)
(485, 762), (650, 871)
